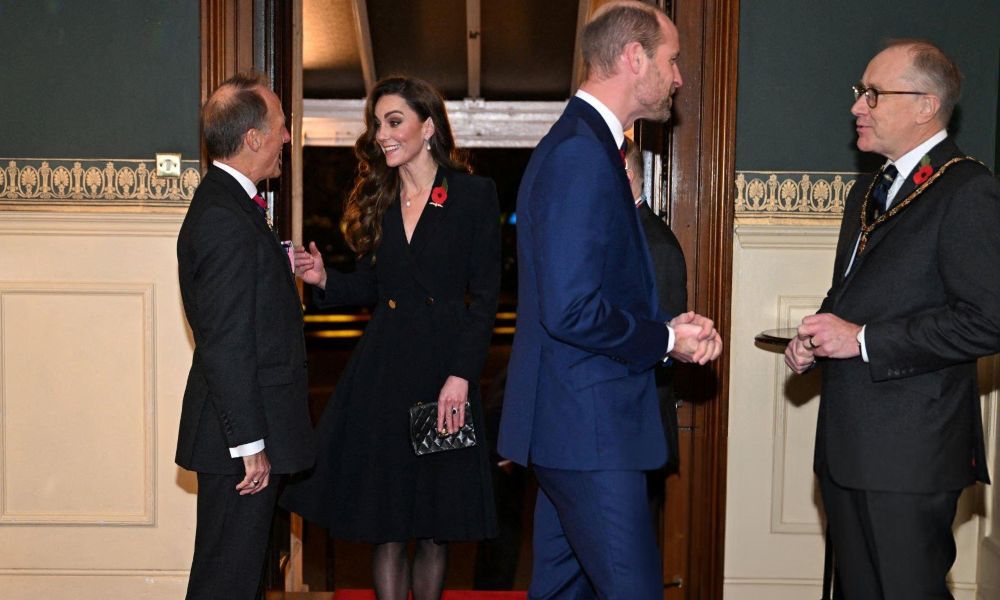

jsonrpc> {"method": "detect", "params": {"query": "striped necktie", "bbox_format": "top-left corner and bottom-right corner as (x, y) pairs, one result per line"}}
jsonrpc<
(869, 163), (898, 218)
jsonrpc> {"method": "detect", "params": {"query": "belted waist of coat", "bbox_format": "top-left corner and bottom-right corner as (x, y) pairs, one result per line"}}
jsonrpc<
(379, 294), (465, 310)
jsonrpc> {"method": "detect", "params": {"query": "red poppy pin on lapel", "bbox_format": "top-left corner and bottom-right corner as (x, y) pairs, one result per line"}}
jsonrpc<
(430, 178), (448, 207)
(913, 155), (933, 185)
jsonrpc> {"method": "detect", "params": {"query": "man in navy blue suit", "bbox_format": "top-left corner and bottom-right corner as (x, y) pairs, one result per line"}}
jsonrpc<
(499, 2), (722, 598)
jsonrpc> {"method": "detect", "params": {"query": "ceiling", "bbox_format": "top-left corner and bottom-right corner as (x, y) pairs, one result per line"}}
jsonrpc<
(303, 0), (605, 101)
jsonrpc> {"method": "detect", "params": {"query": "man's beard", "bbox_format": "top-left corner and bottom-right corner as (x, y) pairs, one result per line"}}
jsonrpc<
(637, 72), (676, 123)
(641, 93), (673, 123)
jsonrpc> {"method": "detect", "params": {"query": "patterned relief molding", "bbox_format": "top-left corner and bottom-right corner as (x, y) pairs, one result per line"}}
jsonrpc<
(735, 170), (861, 218)
(0, 158), (201, 208)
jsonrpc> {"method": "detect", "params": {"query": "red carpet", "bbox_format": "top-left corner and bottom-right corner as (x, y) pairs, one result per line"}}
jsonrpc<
(331, 592), (526, 600)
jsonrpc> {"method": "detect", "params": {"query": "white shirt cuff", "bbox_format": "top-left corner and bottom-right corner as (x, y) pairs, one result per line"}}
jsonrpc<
(664, 324), (676, 362)
(229, 439), (265, 458)
(858, 325), (869, 363)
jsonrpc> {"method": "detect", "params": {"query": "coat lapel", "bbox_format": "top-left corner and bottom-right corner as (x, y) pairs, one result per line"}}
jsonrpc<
(568, 98), (633, 210)
(570, 98), (660, 315)
(839, 138), (964, 291)
(890, 138), (960, 207)
(210, 167), (297, 290)
(406, 166), (449, 257)
(397, 166), (450, 296)
(854, 138), (962, 261)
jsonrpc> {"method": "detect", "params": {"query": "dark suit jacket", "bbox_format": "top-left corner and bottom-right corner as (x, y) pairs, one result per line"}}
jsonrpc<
(499, 97), (671, 471)
(816, 138), (1000, 493)
(176, 166), (315, 475)
(638, 201), (687, 475)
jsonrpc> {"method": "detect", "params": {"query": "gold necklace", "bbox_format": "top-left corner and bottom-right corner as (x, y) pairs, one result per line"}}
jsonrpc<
(402, 175), (436, 208)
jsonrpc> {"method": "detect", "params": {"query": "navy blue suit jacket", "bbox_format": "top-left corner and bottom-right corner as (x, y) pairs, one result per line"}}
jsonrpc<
(499, 97), (671, 471)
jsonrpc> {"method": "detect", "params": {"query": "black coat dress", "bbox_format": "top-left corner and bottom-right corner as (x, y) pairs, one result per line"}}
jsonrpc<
(281, 167), (500, 542)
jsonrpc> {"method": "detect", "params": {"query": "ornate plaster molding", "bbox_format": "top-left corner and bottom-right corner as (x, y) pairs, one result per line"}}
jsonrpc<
(0, 158), (201, 208)
(735, 171), (860, 218)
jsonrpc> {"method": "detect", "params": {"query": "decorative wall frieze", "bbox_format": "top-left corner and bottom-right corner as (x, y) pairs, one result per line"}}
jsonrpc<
(735, 171), (860, 218)
(0, 158), (201, 208)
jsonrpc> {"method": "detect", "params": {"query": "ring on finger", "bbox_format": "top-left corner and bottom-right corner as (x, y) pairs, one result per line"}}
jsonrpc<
(805, 336), (816, 350)
(451, 407), (459, 416)
(252, 479), (260, 485)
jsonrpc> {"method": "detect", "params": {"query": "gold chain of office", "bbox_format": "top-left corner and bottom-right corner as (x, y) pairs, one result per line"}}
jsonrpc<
(857, 156), (982, 254)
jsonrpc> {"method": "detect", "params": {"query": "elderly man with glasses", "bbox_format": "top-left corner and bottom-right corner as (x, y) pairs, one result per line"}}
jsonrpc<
(785, 40), (1000, 599)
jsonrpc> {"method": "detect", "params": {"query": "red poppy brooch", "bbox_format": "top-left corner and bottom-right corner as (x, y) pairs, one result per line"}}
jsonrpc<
(912, 155), (933, 185)
(430, 178), (448, 207)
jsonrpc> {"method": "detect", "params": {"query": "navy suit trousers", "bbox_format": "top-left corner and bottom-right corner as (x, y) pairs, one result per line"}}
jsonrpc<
(530, 466), (662, 600)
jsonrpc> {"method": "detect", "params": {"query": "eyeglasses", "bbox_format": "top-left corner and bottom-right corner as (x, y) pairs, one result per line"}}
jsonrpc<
(852, 83), (927, 109)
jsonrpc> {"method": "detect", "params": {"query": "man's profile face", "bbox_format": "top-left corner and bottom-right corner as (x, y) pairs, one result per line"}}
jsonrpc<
(852, 46), (926, 161)
(255, 87), (291, 181)
(634, 16), (683, 123)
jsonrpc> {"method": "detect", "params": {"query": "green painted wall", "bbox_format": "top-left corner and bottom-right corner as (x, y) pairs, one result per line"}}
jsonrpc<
(0, 0), (201, 159)
(736, 1), (1000, 173)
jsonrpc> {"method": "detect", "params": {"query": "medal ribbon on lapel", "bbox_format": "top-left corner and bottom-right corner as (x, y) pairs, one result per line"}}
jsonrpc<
(857, 156), (979, 254)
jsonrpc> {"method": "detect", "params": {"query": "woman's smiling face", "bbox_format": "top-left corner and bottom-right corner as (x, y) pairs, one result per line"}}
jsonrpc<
(373, 94), (433, 168)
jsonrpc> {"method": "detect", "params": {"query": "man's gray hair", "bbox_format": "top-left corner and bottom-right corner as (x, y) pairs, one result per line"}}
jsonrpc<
(581, 1), (665, 81)
(888, 39), (962, 125)
(202, 72), (271, 160)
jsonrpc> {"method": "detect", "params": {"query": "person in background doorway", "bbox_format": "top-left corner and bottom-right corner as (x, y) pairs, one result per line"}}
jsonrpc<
(624, 136), (687, 530)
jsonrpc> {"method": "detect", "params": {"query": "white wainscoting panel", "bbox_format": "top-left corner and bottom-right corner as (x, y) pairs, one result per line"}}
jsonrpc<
(0, 212), (196, 599)
(1, 283), (154, 524)
(977, 356), (1000, 599)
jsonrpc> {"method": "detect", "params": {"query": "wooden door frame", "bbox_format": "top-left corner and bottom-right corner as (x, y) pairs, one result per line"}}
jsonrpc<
(665, 1), (738, 598)
(200, 0), (307, 591)
(199, 0), (300, 245)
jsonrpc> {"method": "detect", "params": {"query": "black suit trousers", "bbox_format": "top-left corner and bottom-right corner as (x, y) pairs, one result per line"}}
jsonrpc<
(186, 473), (283, 600)
(819, 465), (960, 600)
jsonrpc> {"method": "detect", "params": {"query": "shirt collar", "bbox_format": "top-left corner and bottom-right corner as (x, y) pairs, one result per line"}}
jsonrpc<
(884, 129), (948, 180)
(213, 160), (259, 199)
(575, 89), (625, 150)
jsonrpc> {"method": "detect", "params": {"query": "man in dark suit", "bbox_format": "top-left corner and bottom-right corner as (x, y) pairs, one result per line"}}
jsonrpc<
(499, 3), (722, 598)
(176, 73), (315, 600)
(786, 41), (1000, 598)
(625, 137), (687, 524)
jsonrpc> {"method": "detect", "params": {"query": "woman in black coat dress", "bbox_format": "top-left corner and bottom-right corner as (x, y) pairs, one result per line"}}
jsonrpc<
(280, 77), (500, 600)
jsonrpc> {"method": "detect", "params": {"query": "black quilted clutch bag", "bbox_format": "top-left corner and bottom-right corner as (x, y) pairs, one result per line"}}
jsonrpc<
(408, 401), (477, 456)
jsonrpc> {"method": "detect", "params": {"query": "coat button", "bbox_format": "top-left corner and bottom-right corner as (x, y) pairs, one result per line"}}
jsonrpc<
(425, 297), (435, 305)
(388, 299), (397, 309)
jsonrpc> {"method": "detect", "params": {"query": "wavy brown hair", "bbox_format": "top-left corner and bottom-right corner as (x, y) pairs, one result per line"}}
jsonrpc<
(343, 76), (470, 257)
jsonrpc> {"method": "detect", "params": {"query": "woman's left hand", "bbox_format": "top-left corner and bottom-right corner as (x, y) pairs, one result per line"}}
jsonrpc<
(437, 375), (469, 435)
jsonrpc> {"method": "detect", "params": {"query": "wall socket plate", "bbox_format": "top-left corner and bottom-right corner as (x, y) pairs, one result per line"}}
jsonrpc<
(156, 153), (182, 178)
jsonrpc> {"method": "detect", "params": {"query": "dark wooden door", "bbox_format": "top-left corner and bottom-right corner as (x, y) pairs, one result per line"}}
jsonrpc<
(634, 1), (739, 598)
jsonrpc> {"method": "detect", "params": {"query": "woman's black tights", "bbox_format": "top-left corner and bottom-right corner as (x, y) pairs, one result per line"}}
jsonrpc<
(371, 539), (448, 600)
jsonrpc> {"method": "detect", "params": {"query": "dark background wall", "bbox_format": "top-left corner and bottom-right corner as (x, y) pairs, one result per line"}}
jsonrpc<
(0, 0), (201, 158)
(736, 1), (1000, 173)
